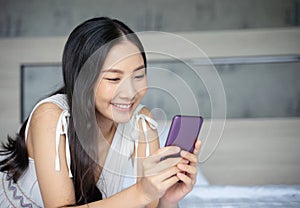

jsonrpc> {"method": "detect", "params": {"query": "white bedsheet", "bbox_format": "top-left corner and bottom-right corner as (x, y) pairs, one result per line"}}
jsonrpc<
(179, 185), (300, 207)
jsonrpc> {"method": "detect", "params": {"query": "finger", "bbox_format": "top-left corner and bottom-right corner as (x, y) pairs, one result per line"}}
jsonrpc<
(177, 163), (197, 182)
(177, 172), (194, 189)
(179, 140), (201, 163)
(151, 157), (181, 174)
(178, 158), (190, 165)
(180, 150), (198, 164)
(161, 175), (180, 190)
(158, 166), (181, 181)
(193, 140), (202, 155)
(146, 146), (181, 164)
(177, 163), (197, 176)
(190, 140), (201, 169)
(159, 156), (188, 167)
(144, 157), (187, 176)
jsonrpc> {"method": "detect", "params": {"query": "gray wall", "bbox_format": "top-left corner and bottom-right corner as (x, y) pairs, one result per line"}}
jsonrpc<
(0, 0), (299, 37)
(20, 58), (300, 122)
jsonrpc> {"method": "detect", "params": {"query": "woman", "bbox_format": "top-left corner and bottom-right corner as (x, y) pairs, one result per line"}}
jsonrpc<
(0, 17), (201, 207)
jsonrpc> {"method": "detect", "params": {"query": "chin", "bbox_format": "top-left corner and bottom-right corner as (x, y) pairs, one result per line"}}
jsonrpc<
(110, 102), (139, 123)
(111, 109), (134, 123)
(112, 114), (132, 123)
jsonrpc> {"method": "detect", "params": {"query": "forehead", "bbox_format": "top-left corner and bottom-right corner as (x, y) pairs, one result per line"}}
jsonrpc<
(101, 41), (144, 70)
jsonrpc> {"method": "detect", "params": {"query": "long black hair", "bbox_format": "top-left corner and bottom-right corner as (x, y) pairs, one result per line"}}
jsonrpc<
(0, 17), (147, 205)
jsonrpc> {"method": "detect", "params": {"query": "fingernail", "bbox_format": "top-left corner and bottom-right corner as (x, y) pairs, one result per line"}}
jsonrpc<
(177, 172), (183, 177)
(171, 146), (180, 152)
(178, 163), (185, 169)
(181, 150), (188, 156)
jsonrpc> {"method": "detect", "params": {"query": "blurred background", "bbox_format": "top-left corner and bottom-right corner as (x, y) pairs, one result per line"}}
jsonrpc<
(0, 0), (300, 186)
(0, 0), (299, 36)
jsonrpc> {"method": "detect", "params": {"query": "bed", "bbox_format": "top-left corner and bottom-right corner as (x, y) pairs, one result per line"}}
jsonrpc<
(157, 118), (300, 208)
(179, 185), (300, 207)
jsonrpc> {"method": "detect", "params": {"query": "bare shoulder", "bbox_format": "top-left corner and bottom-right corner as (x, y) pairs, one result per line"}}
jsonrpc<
(138, 106), (153, 118)
(27, 102), (64, 155)
(27, 102), (75, 206)
(31, 101), (63, 121)
(137, 106), (159, 145)
(29, 102), (63, 131)
(137, 106), (157, 131)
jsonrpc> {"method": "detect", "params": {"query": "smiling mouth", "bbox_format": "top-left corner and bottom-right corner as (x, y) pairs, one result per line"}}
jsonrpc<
(111, 103), (134, 111)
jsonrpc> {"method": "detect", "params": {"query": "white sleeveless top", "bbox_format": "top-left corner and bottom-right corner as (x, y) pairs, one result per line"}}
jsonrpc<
(0, 94), (157, 207)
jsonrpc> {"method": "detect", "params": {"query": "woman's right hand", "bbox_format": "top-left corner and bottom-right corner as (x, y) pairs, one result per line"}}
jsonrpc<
(136, 146), (187, 204)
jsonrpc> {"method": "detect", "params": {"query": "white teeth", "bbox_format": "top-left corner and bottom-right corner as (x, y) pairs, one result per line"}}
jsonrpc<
(112, 103), (132, 109)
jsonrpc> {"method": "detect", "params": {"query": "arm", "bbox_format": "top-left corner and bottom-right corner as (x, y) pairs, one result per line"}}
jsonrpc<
(28, 103), (150, 208)
(158, 140), (202, 208)
(135, 108), (183, 208)
(135, 108), (202, 208)
(136, 107), (160, 208)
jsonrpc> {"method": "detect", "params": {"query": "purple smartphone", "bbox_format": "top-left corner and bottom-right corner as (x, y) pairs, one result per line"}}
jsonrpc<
(165, 115), (203, 153)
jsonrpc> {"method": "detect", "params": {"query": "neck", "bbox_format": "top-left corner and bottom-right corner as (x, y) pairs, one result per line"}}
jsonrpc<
(96, 114), (117, 145)
(95, 113), (117, 170)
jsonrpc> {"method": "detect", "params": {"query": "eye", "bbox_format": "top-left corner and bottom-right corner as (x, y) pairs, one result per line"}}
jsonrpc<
(133, 70), (146, 80)
(105, 78), (121, 82)
(134, 74), (145, 79)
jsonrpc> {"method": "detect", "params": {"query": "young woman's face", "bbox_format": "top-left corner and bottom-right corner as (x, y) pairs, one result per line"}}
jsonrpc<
(94, 41), (147, 124)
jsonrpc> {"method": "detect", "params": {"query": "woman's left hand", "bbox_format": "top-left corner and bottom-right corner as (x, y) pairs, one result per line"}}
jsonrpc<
(158, 140), (201, 207)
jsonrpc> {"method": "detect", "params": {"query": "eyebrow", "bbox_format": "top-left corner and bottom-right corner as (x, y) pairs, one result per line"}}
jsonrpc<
(101, 65), (145, 74)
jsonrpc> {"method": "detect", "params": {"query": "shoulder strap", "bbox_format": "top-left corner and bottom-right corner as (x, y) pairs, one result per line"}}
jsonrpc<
(25, 94), (68, 140)
(135, 113), (158, 157)
(55, 110), (72, 177)
(24, 94), (72, 177)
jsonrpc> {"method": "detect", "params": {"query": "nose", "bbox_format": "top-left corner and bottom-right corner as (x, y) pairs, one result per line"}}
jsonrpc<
(117, 76), (136, 100)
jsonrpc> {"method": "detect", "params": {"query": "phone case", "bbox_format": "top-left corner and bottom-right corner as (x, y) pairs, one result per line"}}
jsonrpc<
(165, 115), (203, 153)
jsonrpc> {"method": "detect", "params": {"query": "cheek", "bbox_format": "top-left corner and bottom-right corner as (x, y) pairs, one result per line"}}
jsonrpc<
(136, 79), (148, 97)
(95, 82), (116, 103)
(138, 86), (147, 98)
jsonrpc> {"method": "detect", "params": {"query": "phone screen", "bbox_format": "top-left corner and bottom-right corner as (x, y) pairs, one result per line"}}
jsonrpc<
(164, 115), (203, 153)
